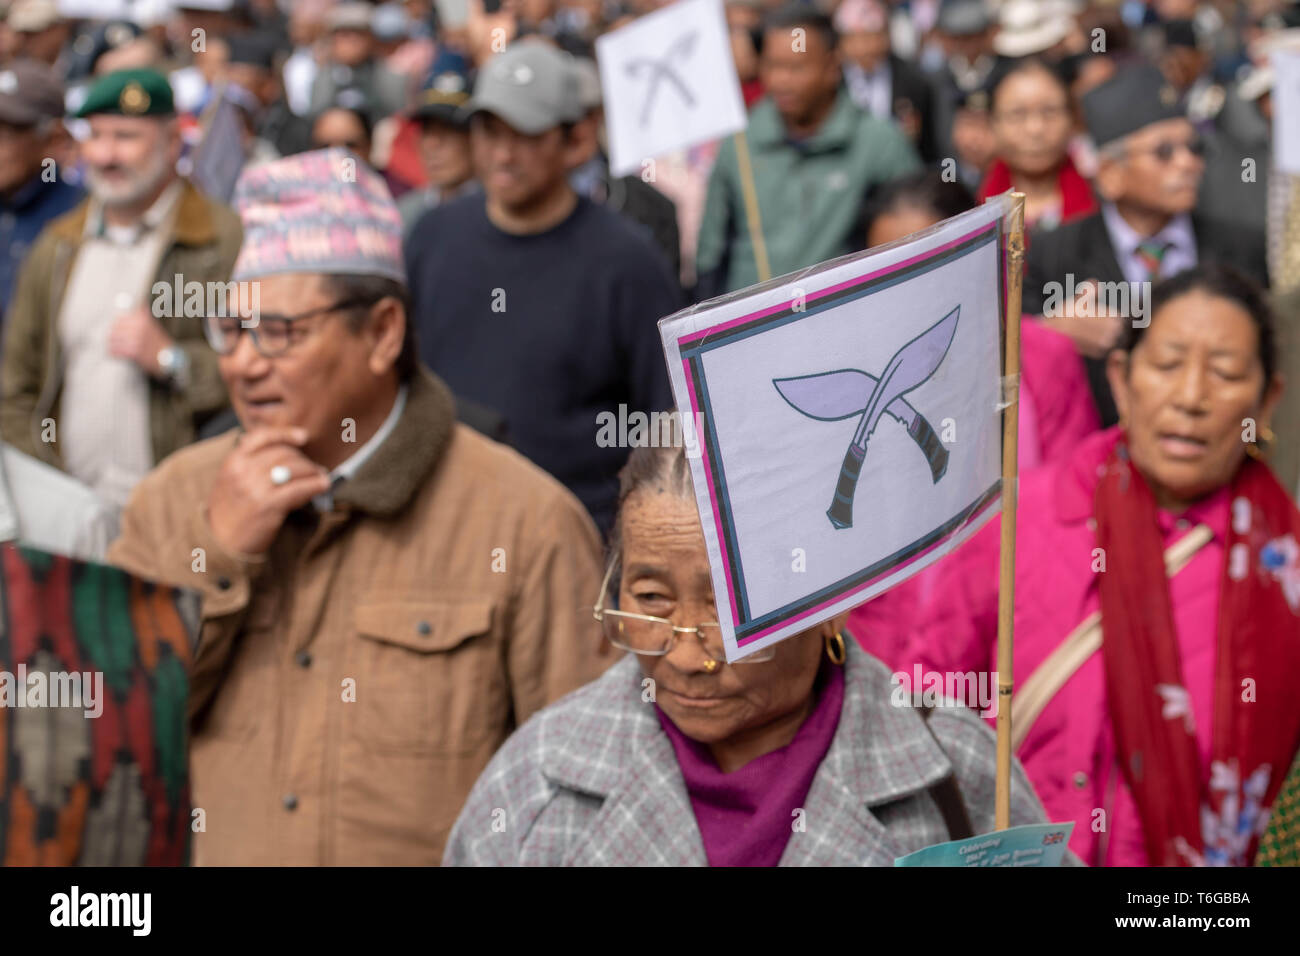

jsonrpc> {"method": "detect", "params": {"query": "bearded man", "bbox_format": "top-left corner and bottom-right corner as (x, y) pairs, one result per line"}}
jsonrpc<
(1, 68), (242, 509)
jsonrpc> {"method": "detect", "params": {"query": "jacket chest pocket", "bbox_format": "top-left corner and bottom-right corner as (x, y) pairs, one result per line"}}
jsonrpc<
(352, 598), (501, 755)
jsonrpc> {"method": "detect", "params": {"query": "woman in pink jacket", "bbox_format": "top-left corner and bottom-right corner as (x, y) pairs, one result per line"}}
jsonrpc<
(898, 264), (1300, 866)
(851, 171), (1098, 666)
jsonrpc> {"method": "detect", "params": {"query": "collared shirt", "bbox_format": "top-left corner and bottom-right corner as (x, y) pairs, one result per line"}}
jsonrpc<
(312, 384), (408, 511)
(843, 61), (893, 121)
(86, 179), (183, 243)
(948, 53), (996, 93)
(58, 180), (183, 509)
(1100, 202), (1198, 285)
(0, 173), (83, 318)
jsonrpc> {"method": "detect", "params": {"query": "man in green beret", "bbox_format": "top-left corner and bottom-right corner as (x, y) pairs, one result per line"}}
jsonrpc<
(0, 68), (242, 512)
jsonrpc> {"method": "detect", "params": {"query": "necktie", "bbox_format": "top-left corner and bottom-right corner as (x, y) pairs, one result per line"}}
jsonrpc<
(1134, 238), (1171, 283)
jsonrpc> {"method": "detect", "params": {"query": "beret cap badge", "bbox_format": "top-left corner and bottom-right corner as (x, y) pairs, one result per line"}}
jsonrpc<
(120, 81), (150, 114)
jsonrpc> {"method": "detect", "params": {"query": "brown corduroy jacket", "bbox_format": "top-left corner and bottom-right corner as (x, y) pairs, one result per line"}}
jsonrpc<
(107, 368), (613, 865)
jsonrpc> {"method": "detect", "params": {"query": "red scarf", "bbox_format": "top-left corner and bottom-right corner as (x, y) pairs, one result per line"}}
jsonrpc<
(1095, 433), (1300, 865)
(976, 155), (1097, 227)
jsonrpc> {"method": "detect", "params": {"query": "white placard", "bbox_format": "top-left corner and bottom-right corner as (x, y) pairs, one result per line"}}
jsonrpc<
(659, 198), (1014, 661)
(596, 0), (747, 178)
(1274, 50), (1300, 175)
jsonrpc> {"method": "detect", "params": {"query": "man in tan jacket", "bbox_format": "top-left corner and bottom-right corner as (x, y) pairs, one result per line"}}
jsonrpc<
(107, 148), (612, 865)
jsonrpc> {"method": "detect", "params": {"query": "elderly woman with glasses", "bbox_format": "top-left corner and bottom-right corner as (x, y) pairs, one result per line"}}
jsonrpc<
(902, 265), (1300, 867)
(444, 432), (1051, 866)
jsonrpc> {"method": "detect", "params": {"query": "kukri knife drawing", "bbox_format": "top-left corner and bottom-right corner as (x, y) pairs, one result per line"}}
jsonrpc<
(772, 305), (960, 530)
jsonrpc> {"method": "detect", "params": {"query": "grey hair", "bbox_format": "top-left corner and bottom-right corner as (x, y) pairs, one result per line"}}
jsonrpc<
(603, 417), (696, 602)
(316, 272), (418, 381)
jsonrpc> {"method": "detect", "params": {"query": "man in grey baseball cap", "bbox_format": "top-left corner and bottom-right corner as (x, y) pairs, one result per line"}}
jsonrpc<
(462, 39), (585, 134)
(406, 40), (681, 532)
(0, 58), (82, 319)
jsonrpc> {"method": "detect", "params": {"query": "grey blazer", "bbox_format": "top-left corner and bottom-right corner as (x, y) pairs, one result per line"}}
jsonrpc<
(445, 642), (1051, 866)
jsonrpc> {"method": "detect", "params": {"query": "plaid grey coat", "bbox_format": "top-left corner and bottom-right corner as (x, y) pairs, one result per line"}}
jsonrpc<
(444, 642), (1051, 865)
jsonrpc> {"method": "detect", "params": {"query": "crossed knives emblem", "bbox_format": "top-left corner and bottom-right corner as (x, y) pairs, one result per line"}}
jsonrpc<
(624, 31), (698, 127)
(772, 306), (960, 530)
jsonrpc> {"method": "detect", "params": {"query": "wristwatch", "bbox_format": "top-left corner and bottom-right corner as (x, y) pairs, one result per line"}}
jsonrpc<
(156, 345), (191, 389)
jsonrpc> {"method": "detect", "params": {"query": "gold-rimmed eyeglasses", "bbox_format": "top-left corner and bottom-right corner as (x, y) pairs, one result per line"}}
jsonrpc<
(592, 560), (775, 664)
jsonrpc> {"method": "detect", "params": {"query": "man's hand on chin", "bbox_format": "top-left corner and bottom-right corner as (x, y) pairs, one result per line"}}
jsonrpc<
(206, 426), (333, 556)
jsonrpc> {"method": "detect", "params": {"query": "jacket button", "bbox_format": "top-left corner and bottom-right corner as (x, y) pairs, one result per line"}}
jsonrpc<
(216, 576), (232, 591)
(295, 651), (312, 669)
(1073, 771), (1088, 789)
(282, 793), (298, 811)
(417, 620), (432, 636)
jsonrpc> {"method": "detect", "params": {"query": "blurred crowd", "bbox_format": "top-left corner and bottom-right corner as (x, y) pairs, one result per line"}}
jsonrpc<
(0, 0), (1298, 870)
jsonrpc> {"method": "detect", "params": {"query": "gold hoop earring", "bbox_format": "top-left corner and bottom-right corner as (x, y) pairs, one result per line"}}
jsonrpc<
(702, 658), (721, 674)
(825, 631), (846, 666)
(1246, 424), (1275, 461)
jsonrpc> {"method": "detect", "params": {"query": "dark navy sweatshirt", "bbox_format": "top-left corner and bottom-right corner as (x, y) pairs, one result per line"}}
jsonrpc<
(405, 193), (681, 533)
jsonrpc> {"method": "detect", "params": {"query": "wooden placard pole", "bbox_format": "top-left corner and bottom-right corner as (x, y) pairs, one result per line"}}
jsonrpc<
(732, 131), (771, 283)
(995, 192), (1027, 831)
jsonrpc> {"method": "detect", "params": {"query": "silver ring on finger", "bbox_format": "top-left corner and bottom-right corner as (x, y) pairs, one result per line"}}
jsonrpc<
(270, 464), (292, 487)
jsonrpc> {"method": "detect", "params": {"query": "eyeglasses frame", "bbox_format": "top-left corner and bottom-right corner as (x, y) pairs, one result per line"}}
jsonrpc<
(591, 559), (775, 663)
(202, 296), (376, 358)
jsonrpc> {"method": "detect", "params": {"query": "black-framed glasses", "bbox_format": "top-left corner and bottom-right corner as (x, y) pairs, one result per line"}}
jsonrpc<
(592, 561), (776, 664)
(202, 297), (373, 358)
(1123, 136), (1206, 163)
